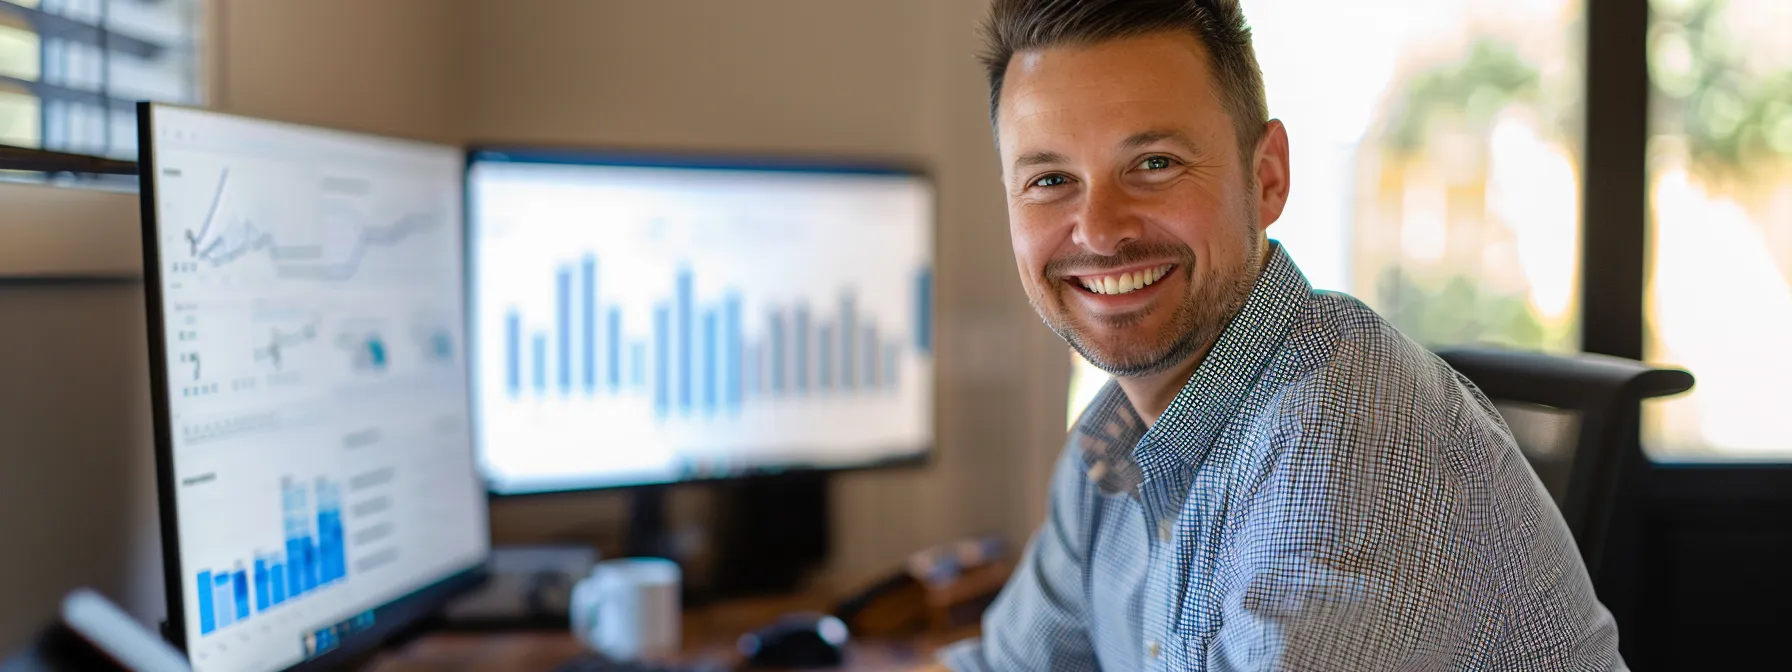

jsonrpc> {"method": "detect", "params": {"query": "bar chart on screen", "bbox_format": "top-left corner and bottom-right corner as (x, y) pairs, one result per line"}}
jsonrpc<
(193, 476), (349, 637)
(469, 161), (935, 490)
(497, 256), (932, 417)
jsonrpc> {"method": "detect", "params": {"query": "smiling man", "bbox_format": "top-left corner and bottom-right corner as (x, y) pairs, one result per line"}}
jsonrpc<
(934, 1), (1625, 670)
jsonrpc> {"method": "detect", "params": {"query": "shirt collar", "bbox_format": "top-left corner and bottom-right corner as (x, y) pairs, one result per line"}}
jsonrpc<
(1073, 241), (1313, 492)
(1143, 241), (1312, 461)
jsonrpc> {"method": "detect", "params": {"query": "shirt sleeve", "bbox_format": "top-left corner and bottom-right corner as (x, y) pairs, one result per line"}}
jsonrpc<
(938, 443), (1100, 672)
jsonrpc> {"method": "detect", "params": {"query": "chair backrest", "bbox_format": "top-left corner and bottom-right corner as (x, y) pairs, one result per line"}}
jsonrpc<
(1434, 347), (1694, 579)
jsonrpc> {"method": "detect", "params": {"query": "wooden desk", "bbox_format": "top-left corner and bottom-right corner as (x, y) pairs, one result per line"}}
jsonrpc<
(364, 592), (977, 672)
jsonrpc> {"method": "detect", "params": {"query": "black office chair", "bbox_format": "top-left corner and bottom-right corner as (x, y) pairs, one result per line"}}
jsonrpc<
(1434, 347), (1694, 581)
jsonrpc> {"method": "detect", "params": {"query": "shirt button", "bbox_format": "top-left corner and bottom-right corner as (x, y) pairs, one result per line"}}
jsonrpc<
(1146, 640), (1161, 659)
(1158, 519), (1173, 542)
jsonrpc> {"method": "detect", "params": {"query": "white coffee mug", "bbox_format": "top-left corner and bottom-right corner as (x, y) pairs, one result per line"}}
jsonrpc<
(570, 557), (682, 661)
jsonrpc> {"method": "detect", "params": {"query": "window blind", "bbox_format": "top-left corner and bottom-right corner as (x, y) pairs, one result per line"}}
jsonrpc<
(0, 0), (199, 161)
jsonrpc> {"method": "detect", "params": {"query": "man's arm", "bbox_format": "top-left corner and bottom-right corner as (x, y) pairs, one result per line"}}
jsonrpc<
(1201, 380), (1491, 670)
(935, 444), (1098, 672)
(1203, 363), (1620, 671)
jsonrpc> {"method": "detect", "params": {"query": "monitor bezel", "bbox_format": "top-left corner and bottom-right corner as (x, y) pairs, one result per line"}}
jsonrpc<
(463, 143), (938, 499)
(137, 102), (489, 670)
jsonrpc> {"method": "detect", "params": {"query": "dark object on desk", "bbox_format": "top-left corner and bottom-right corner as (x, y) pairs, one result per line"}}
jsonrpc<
(440, 544), (598, 630)
(0, 588), (189, 672)
(1435, 346), (1694, 576)
(736, 612), (849, 669)
(834, 535), (1013, 639)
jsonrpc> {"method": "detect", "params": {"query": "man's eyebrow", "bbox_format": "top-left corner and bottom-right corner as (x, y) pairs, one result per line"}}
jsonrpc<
(1120, 129), (1202, 155)
(1012, 149), (1068, 172)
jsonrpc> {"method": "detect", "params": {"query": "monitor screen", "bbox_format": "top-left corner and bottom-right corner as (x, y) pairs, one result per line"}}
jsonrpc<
(467, 149), (935, 495)
(138, 105), (490, 672)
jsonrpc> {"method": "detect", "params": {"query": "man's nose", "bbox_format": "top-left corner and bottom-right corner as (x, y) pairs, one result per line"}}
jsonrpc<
(1070, 180), (1143, 256)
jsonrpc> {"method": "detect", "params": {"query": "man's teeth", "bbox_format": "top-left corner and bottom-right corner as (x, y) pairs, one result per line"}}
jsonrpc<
(1078, 264), (1173, 295)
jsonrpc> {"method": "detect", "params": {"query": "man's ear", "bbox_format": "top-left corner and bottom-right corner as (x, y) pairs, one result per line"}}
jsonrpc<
(1253, 119), (1291, 230)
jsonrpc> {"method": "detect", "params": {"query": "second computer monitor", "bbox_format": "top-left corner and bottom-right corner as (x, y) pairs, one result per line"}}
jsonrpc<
(467, 149), (935, 495)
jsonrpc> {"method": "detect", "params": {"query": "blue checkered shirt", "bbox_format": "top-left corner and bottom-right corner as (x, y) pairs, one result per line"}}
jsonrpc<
(941, 243), (1624, 671)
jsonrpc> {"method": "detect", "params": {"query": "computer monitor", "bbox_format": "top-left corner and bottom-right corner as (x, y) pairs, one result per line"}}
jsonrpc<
(466, 148), (935, 496)
(137, 104), (491, 672)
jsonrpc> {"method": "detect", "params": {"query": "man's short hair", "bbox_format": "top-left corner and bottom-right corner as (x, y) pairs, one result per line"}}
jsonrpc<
(978, 0), (1269, 163)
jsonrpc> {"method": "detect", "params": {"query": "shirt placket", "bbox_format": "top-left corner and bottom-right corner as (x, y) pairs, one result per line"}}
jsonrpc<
(1136, 440), (1196, 672)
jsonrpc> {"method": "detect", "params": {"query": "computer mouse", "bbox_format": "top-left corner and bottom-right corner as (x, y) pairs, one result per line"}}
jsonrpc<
(736, 611), (849, 669)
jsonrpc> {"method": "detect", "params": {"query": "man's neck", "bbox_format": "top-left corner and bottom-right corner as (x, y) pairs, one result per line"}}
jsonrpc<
(1114, 353), (1207, 427)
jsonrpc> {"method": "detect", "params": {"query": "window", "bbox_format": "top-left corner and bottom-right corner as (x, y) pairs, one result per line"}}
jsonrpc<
(1068, 0), (1588, 421)
(1644, 0), (1792, 459)
(0, 0), (200, 162)
(1255, 0), (1586, 353)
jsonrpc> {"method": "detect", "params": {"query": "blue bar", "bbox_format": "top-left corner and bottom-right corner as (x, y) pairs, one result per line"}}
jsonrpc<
(270, 559), (287, 605)
(723, 295), (742, 411)
(885, 344), (899, 388)
(302, 536), (319, 592)
(506, 311), (521, 395)
(197, 571), (215, 635)
(557, 267), (572, 394)
(863, 326), (878, 389)
(582, 256), (597, 393)
(630, 342), (646, 391)
(317, 524), (333, 584)
(915, 268), (932, 355)
(607, 307), (622, 392)
(254, 558), (270, 612)
(214, 574), (234, 628)
(316, 480), (344, 584)
(794, 304), (810, 395)
(770, 309), (787, 394)
(818, 323), (833, 391)
(702, 309), (718, 414)
(676, 270), (694, 414)
(285, 536), (304, 597)
(653, 304), (671, 417)
(840, 293), (857, 390)
(532, 334), (547, 395)
(284, 478), (306, 597)
(584, 256), (598, 394)
(232, 569), (249, 622)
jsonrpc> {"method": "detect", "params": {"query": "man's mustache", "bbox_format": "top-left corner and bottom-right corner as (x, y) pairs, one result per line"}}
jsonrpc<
(1043, 241), (1195, 278)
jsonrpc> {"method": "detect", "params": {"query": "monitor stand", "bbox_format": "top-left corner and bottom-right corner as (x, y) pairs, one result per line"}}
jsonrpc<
(623, 484), (676, 560)
(702, 472), (830, 601)
(610, 474), (830, 604)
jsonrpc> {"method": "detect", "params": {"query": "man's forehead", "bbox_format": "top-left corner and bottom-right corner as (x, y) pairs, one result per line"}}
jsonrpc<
(994, 33), (1226, 152)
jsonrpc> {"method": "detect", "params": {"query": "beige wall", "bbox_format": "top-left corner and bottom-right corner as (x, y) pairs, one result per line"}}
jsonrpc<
(0, 0), (1067, 648)
(212, 0), (464, 143)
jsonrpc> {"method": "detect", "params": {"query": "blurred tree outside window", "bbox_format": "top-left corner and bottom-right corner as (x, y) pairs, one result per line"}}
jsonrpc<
(1644, 0), (1792, 459)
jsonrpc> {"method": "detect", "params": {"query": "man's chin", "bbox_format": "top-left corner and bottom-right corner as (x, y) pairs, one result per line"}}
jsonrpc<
(1077, 348), (1173, 378)
(1068, 333), (1173, 376)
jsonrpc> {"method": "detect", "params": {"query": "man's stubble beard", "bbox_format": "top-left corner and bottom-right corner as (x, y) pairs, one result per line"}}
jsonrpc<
(1032, 200), (1265, 379)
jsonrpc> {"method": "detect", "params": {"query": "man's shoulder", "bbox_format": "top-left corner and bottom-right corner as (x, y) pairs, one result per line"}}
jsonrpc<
(1282, 290), (1455, 397)
(1271, 289), (1502, 444)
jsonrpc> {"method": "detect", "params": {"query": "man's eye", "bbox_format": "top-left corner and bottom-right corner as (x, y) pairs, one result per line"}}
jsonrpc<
(1139, 156), (1174, 171)
(1033, 174), (1068, 188)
